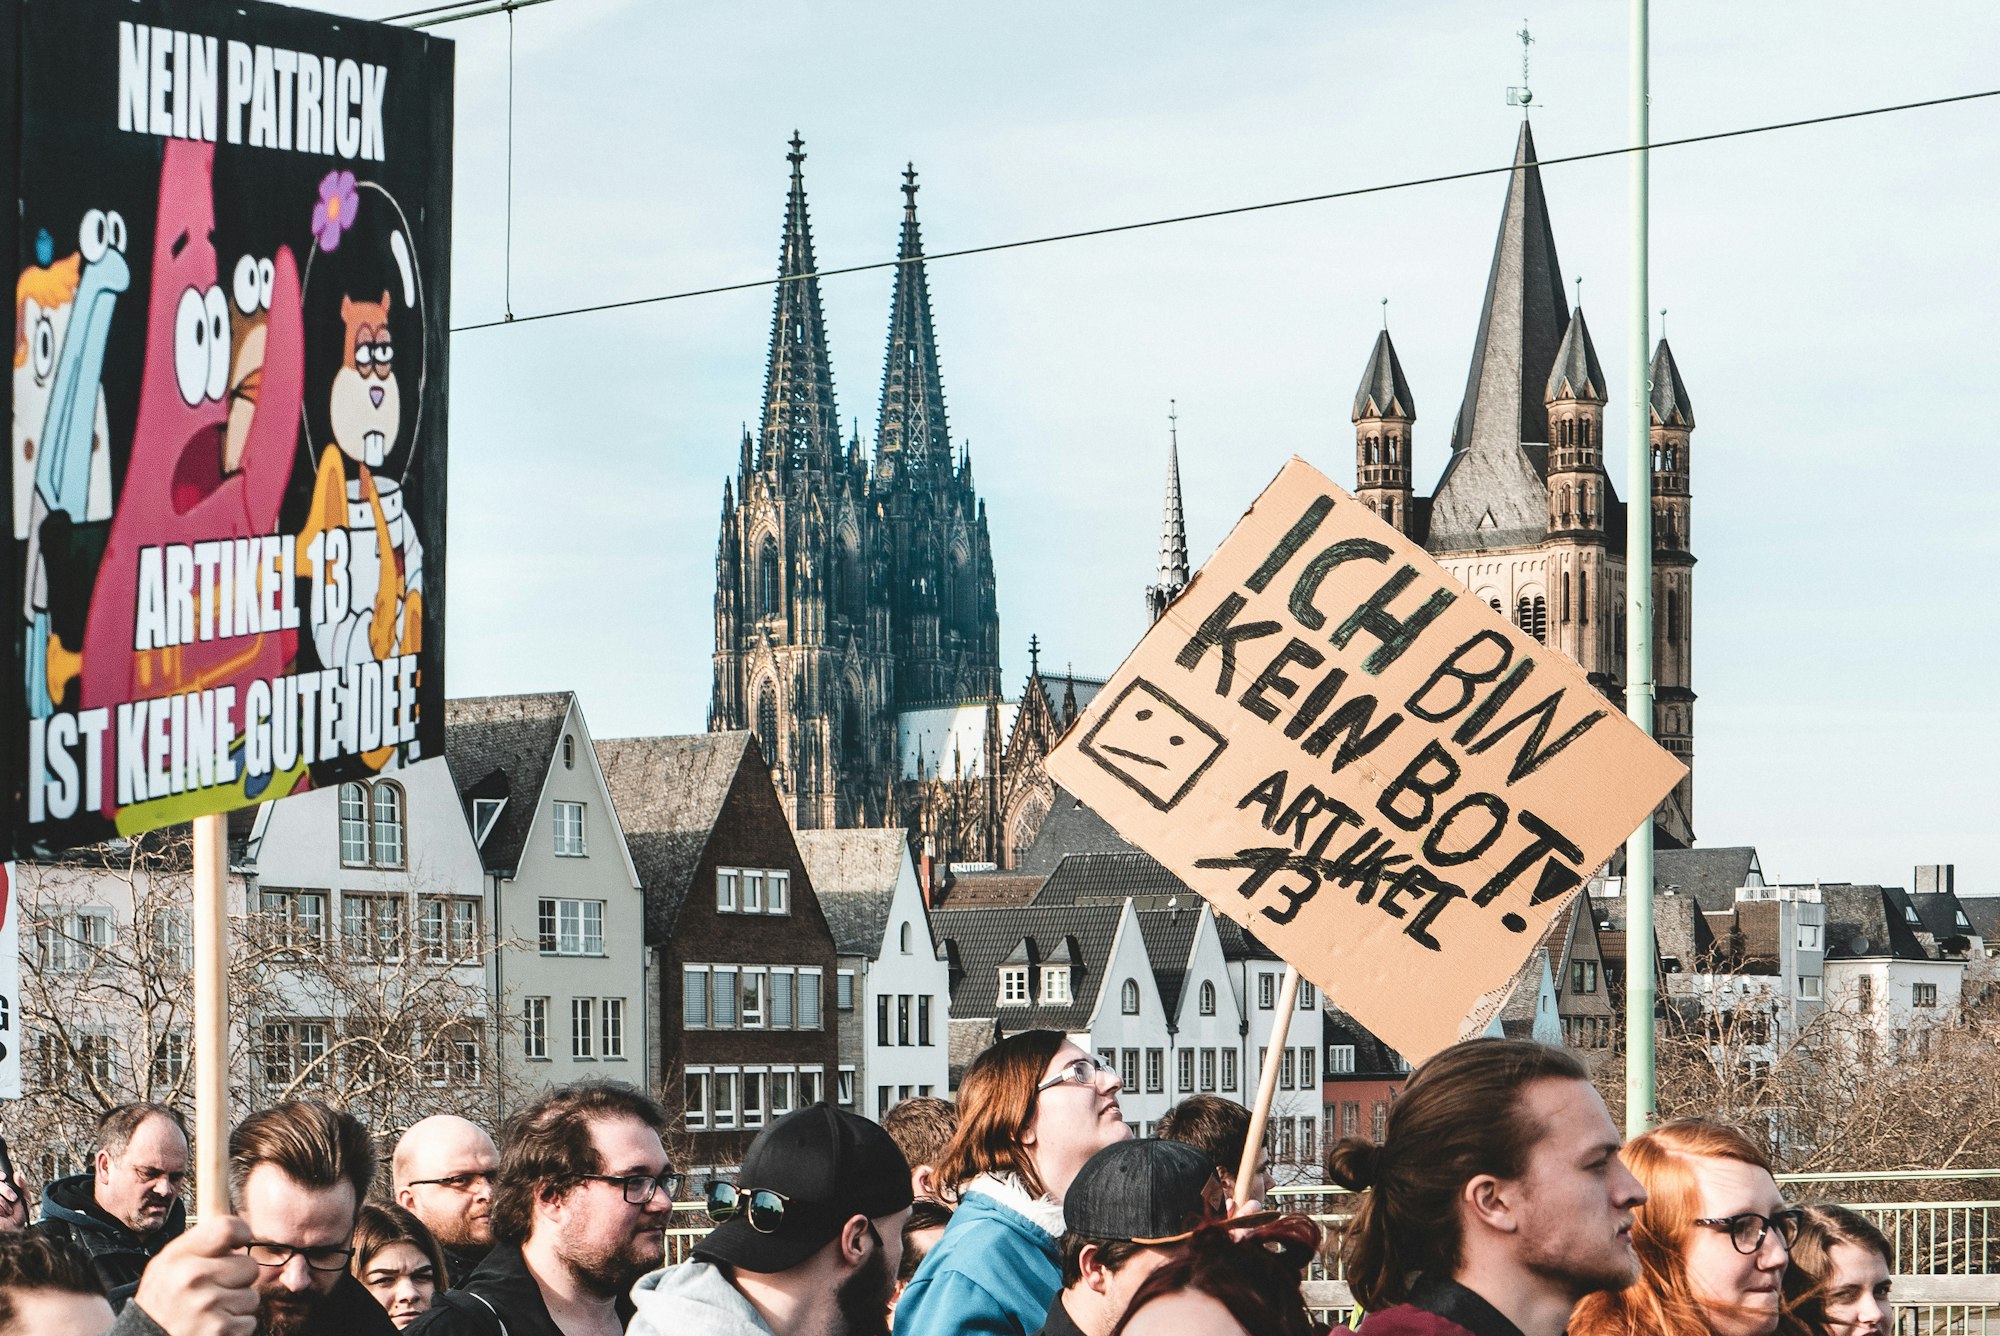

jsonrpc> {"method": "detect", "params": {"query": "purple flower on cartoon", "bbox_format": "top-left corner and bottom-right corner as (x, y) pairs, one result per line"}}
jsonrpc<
(312, 170), (359, 252)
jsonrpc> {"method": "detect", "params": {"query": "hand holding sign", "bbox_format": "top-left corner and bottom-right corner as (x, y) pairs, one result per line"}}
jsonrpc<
(1047, 457), (1684, 1063)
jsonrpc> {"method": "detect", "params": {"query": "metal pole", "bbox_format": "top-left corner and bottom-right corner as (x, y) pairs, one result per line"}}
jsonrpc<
(1237, 964), (1299, 1209)
(1624, 0), (1656, 1139)
(193, 812), (230, 1216)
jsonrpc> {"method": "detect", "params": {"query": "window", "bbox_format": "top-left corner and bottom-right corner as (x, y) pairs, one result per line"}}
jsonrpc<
(1372, 1100), (1389, 1142)
(713, 968), (739, 1027)
(756, 683), (778, 754)
(428, 1026), (483, 1087)
(343, 892), (405, 962)
(685, 1069), (708, 1129)
(741, 971), (764, 1029)
(339, 781), (404, 867)
(1799, 924), (1822, 950)
(372, 784), (405, 866)
(1041, 967), (1071, 1005)
(79, 1034), (115, 1085)
(1120, 1049), (1139, 1092)
(524, 998), (549, 1060)
(1300, 1046), (1316, 1087)
(742, 1071), (765, 1128)
(259, 1021), (327, 1090)
(878, 995), (892, 1047)
(148, 909), (193, 972)
(1178, 1049), (1195, 1093)
(879, 1086), (892, 1117)
(1328, 1044), (1356, 1074)
(898, 995), (912, 1046)
(38, 908), (113, 971)
(472, 797), (505, 846)
(1199, 981), (1216, 1016)
(684, 967), (709, 1027)
(837, 970), (855, 1010)
(1300, 1118), (1316, 1161)
(150, 1031), (189, 1089)
(1914, 982), (1939, 1008)
(603, 999), (625, 1059)
(744, 870), (764, 913)
(1146, 1049), (1163, 1093)
(918, 995), (933, 1046)
(339, 783), (370, 864)
(538, 899), (604, 956)
(553, 801), (587, 857)
(1121, 979), (1140, 1015)
(770, 1070), (794, 1117)
(1221, 1049), (1238, 1092)
(798, 970), (822, 1028)
(1571, 960), (1600, 994)
(768, 870), (789, 914)
(419, 897), (481, 963)
(563, 734), (575, 768)
(1280, 1048), (1296, 1090)
(1516, 594), (1548, 644)
(256, 890), (326, 949)
(1258, 973), (1275, 1009)
(837, 1068), (856, 1107)
(901, 922), (913, 954)
(1000, 967), (1028, 1005)
(771, 971), (794, 1029)
(1299, 982), (1316, 1009)
(1199, 1049), (1216, 1092)
(717, 869), (740, 912)
(1859, 976), (1875, 1012)
(1342, 1101), (1360, 1138)
(797, 1068), (824, 1107)
(1799, 975), (1823, 1001)
(571, 998), (595, 1059)
(713, 1072), (737, 1129)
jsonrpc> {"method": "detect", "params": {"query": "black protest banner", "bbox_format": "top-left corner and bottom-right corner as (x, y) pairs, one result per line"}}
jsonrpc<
(2, 0), (452, 855)
(1048, 457), (1684, 1061)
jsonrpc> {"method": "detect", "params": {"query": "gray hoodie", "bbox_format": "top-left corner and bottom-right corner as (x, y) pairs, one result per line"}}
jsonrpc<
(628, 1260), (778, 1336)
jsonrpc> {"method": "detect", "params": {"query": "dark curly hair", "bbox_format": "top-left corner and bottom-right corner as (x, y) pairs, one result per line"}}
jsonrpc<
(1108, 1214), (1322, 1336)
(0, 1230), (107, 1327)
(489, 1082), (668, 1246)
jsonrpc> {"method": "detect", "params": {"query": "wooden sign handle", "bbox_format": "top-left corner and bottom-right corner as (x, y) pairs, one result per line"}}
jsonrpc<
(193, 812), (230, 1218)
(1236, 963), (1301, 1210)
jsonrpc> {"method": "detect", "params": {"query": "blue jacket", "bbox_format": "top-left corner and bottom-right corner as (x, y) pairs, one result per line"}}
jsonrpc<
(894, 1176), (1063, 1336)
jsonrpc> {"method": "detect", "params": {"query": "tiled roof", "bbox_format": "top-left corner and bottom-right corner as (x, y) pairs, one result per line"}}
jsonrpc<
(1958, 897), (2000, 943)
(797, 829), (910, 958)
(1546, 307), (1606, 403)
(1497, 949), (1549, 1038)
(1353, 329), (1414, 421)
(940, 872), (1045, 908)
(595, 732), (752, 940)
(1654, 847), (1762, 912)
(934, 902), (1128, 1030)
(1017, 788), (1138, 873)
(1820, 884), (1933, 962)
(1035, 851), (1279, 961)
(1649, 338), (1696, 429)
(1135, 907), (1202, 1018)
(444, 693), (571, 874)
(1909, 891), (1978, 943)
(1323, 1004), (1406, 1077)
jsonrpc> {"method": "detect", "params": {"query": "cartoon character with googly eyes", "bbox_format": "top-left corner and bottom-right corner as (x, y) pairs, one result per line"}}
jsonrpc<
(78, 140), (307, 818)
(18, 209), (128, 717)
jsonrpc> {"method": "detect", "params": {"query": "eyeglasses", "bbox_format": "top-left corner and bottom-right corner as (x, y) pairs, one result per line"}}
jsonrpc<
(246, 1241), (356, 1272)
(707, 1181), (789, 1233)
(1694, 1209), (1803, 1255)
(1035, 1054), (1115, 1093)
(403, 1171), (495, 1194)
(576, 1172), (681, 1205)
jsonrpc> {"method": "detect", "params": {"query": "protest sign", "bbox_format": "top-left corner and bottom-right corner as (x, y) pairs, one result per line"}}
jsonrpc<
(1047, 457), (1685, 1061)
(2, 0), (453, 857)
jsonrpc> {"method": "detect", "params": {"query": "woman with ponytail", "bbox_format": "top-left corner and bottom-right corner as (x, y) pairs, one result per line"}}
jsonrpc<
(1338, 1039), (1647, 1336)
(1109, 1214), (1323, 1336)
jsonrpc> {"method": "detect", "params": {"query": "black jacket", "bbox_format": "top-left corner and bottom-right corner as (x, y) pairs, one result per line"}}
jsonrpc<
(1031, 1293), (1088, 1336)
(408, 1240), (637, 1336)
(32, 1173), (186, 1306)
(443, 1241), (493, 1290)
(107, 1273), (394, 1336)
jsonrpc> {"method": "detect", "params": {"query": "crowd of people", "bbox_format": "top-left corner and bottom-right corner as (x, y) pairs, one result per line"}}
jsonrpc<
(0, 1034), (1905, 1336)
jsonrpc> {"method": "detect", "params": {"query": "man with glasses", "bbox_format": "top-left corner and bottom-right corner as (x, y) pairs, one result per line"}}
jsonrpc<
(393, 1115), (501, 1286)
(35, 1103), (190, 1306)
(228, 1101), (395, 1336)
(628, 1103), (912, 1336)
(413, 1081), (674, 1336)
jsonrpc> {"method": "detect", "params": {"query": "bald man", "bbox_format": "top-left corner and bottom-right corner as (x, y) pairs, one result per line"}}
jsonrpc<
(392, 1115), (499, 1287)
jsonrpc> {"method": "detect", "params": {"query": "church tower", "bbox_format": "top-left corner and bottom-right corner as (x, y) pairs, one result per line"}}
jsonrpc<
(1352, 329), (1415, 535)
(711, 136), (895, 829)
(1542, 306), (1617, 679)
(1649, 337), (1697, 842)
(1145, 405), (1190, 622)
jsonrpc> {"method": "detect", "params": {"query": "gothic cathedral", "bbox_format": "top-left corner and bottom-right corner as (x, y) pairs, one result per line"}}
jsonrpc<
(710, 138), (1002, 830)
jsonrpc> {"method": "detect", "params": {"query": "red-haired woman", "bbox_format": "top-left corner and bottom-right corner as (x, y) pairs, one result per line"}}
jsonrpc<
(1108, 1214), (1321, 1336)
(894, 1030), (1132, 1336)
(1571, 1119), (1806, 1336)
(1785, 1204), (1893, 1336)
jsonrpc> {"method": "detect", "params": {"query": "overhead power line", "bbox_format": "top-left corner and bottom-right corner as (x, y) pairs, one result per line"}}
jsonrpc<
(381, 0), (554, 28)
(451, 85), (2000, 335)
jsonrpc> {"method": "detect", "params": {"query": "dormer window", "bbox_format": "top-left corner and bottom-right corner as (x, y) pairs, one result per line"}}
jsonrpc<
(1000, 967), (1029, 1005)
(1040, 967), (1071, 1006)
(472, 798), (505, 847)
(1905, 906), (1920, 924)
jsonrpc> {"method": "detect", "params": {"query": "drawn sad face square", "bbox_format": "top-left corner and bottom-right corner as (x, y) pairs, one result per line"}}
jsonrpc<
(1079, 678), (1228, 812)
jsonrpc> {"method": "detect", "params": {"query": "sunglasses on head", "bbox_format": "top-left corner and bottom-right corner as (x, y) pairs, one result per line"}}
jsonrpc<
(707, 1180), (791, 1233)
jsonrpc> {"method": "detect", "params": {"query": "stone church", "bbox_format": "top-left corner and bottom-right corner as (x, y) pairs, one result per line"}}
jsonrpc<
(712, 120), (1699, 859)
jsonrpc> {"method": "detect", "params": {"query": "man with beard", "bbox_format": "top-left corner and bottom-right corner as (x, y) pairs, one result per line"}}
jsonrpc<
(627, 1104), (913, 1336)
(1330, 1040), (1650, 1336)
(34, 1104), (190, 1305)
(393, 1116), (501, 1286)
(411, 1082), (674, 1336)
(230, 1102), (394, 1336)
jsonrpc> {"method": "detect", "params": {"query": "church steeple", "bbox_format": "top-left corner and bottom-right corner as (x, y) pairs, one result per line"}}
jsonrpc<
(1353, 329), (1415, 534)
(1544, 306), (1608, 540)
(759, 134), (840, 473)
(1145, 402), (1190, 623)
(877, 163), (951, 486)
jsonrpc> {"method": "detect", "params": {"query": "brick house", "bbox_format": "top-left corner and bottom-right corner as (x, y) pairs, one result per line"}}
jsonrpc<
(596, 732), (838, 1173)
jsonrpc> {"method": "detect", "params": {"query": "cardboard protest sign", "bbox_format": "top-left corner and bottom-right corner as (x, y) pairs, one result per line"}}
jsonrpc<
(1047, 457), (1685, 1061)
(1, 0), (452, 856)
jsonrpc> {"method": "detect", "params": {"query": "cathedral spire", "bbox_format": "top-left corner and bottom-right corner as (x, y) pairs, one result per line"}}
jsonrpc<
(876, 163), (951, 485)
(1146, 402), (1190, 623)
(758, 133), (841, 473)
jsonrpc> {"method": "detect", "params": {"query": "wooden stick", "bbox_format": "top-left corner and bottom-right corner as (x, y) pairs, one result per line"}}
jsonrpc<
(193, 812), (229, 1217)
(1236, 962), (1300, 1210)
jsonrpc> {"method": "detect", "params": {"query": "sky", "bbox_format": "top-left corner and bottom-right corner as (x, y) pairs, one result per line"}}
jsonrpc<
(325, 0), (2000, 893)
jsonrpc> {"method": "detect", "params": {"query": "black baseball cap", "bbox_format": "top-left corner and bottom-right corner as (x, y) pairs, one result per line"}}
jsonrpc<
(693, 1103), (914, 1274)
(1063, 1139), (1218, 1243)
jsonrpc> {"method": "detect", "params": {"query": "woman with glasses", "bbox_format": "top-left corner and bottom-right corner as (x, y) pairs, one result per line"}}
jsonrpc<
(894, 1031), (1133, 1336)
(1572, 1120), (1807, 1336)
(351, 1203), (449, 1329)
(1784, 1205), (1893, 1336)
